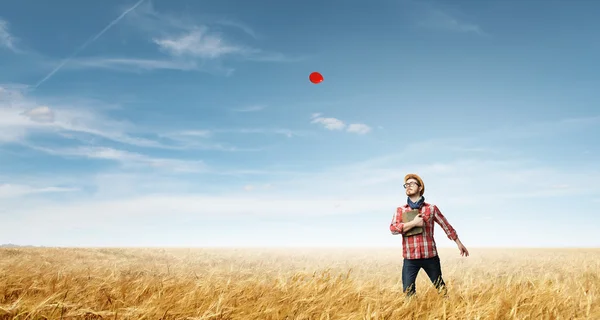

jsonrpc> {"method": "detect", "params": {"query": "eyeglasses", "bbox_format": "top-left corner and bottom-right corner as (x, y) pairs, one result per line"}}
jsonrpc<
(403, 182), (420, 188)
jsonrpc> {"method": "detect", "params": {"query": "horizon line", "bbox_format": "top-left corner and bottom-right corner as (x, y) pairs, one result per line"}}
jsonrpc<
(2, 245), (599, 249)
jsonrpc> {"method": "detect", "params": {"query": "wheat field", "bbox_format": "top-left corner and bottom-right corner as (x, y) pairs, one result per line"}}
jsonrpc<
(0, 247), (598, 319)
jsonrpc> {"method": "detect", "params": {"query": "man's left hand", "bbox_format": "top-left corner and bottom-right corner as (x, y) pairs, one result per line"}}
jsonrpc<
(458, 243), (469, 257)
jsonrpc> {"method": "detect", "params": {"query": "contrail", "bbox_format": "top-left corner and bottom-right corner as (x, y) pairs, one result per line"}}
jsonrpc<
(32, 0), (146, 90)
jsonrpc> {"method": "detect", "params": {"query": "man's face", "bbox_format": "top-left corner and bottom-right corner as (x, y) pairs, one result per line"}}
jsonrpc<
(404, 178), (422, 197)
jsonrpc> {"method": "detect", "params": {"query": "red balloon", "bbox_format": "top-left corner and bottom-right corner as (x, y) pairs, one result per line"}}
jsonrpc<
(309, 72), (323, 84)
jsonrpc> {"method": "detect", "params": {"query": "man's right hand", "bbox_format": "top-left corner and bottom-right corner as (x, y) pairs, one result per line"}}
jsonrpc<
(412, 214), (424, 227)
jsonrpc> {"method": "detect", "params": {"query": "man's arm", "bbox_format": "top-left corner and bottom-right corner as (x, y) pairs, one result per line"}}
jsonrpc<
(433, 205), (469, 256)
(432, 205), (458, 241)
(390, 208), (416, 235)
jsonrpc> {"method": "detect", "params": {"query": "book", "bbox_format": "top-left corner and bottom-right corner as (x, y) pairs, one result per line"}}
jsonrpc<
(402, 209), (423, 237)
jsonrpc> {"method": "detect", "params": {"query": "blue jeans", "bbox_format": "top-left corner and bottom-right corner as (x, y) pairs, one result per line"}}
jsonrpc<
(402, 255), (447, 296)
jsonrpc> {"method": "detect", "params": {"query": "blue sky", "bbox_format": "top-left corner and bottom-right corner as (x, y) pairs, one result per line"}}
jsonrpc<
(0, 0), (599, 248)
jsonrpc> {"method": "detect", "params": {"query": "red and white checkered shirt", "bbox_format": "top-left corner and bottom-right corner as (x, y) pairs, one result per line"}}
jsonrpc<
(390, 202), (458, 260)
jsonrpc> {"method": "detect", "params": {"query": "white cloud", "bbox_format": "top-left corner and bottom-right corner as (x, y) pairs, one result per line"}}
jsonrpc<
(0, 91), (163, 148)
(311, 114), (346, 131)
(0, 19), (18, 52)
(4, 149), (600, 228)
(0, 184), (77, 199)
(0, 85), (260, 151)
(154, 28), (245, 59)
(347, 123), (372, 135)
(69, 33), (295, 75)
(311, 113), (372, 134)
(79, 2), (301, 75)
(151, 28), (300, 63)
(1, 130), (599, 246)
(64, 3), (303, 75)
(22, 106), (55, 123)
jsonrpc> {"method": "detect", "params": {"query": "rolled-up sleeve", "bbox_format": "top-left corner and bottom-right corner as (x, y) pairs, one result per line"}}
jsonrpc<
(433, 205), (458, 241)
(390, 207), (404, 235)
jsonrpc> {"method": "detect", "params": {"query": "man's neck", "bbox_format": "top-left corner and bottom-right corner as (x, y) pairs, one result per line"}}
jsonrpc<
(408, 195), (422, 203)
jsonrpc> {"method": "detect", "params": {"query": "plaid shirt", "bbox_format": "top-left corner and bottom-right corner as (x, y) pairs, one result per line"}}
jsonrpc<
(390, 202), (458, 260)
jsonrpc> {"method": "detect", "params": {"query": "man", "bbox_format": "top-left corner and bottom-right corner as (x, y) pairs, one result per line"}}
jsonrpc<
(390, 173), (469, 297)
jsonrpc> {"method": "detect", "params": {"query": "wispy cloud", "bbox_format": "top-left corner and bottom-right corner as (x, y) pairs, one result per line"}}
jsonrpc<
(311, 114), (345, 131)
(70, 1), (300, 74)
(5, 145), (600, 229)
(474, 115), (600, 142)
(215, 19), (259, 39)
(0, 19), (18, 52)
(0, 86), (162, 147)
(165, 127), (312, 140)
(22, 106), (55, 123)
(0, 184), (77, 199)
(0, 85), (275, 152)
(232, 105), (265, 113)
(158, 131), (269, 151)
(223, 128), (303, 138)
(416, 4), (485, 35)
(256, 145), (600, 209)
(166, 130), (212, 138)
(32, 0), (147, 89)
(2, 122), (599, 246)
(150, 26), (300, 63)
(70, 57), (200, 72)
(68, 56), (235, 76)
(310, 113), (372, 134)
(31, 145), (208, 173)
(243, 184), (272, 192)
(347, 124), (372, 135)
(153, 27), (245, 59)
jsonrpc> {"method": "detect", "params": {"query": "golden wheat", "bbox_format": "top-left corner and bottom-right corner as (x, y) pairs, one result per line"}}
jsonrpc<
(0, 247), (598, 319)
